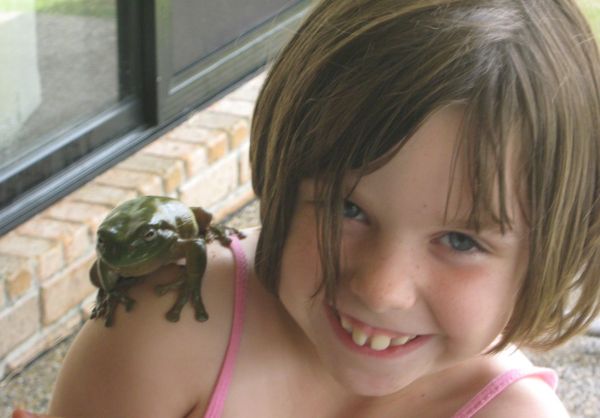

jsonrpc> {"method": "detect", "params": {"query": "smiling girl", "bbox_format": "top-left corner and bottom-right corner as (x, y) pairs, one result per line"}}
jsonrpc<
(28, 0), (600, 417)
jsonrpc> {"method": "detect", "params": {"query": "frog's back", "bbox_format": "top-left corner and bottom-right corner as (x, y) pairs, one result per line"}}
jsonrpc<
(104, 196), (200, 239)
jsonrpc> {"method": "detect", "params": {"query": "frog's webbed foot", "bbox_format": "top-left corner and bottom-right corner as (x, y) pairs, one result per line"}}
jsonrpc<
(91, 277), (144, 327)
(206, 225), (246, 246)
(91, 288), (107, 319)
(155, 274), (208, 322)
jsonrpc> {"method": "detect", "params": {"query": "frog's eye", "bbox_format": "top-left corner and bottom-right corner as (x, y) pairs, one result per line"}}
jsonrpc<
(144, 229), (157, 241)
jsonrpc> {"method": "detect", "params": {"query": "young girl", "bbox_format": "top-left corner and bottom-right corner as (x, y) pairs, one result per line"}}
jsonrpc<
(17, 0), (600, 416)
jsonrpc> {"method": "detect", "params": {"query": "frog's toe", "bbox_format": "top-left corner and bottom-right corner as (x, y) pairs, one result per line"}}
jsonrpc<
(124, 299), (135, 312)
(91, 300), (107, 320)
(219, 235), (233, 245)
(165, 309), (181, 322)
(104, 309), (115, 327)
(102, 297), (120, 327)
(195, 309), (209, 322)
(191, 292), (209, 321)
(91, 306), (103, 319)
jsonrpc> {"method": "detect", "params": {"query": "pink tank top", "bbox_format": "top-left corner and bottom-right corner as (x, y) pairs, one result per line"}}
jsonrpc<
(203, 236), (249, 418)
(203, 237), (558, 418)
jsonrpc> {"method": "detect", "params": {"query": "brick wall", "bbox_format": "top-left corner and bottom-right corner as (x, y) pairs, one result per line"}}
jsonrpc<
(0, 72), (265, 381)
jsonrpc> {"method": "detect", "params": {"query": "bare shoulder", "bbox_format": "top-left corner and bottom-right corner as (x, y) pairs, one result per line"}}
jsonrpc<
(477, 350), (569, 418)
(50, 228), (259, 418)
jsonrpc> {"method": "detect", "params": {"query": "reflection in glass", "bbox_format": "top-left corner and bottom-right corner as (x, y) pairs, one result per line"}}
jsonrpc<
(172, 0), (300, 74)
(0, 0), (118, 170)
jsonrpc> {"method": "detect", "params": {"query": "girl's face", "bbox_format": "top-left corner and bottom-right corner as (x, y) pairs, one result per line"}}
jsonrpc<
(279, 106), (529, 397)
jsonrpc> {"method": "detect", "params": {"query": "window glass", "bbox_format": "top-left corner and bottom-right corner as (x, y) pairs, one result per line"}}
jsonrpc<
(172, 0), (299, 73)
(0, 0), (118, 170)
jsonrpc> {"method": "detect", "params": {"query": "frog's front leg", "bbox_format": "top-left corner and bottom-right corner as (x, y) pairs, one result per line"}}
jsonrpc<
(90, 260), (145, 326)
(206, 224), (246, 246)
(97, 278), (145, 326)
(155, 239), (208, 322)
(90, 287), (107, 320)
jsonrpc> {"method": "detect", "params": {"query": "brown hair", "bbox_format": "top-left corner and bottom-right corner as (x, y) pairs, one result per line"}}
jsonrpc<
(249, 0), (600, 351)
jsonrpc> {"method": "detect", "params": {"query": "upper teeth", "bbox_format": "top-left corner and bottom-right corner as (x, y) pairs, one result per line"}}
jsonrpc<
(341, 316), (416, 351)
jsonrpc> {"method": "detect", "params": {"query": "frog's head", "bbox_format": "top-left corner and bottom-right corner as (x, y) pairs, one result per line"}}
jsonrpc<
(96, 198), (180, 276)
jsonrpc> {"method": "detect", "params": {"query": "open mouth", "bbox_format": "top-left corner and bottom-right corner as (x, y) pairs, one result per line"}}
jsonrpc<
(339, 313), (418, 350)
(325, 304), (428, 357)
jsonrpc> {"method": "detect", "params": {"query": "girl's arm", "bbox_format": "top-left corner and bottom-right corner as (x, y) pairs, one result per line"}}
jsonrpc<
(49, 243), (237, 418)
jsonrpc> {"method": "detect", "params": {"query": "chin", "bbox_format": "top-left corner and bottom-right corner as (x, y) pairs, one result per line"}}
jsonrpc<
(315, 349), (411, 398)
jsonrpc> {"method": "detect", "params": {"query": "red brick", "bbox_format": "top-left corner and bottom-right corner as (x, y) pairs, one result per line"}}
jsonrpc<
(209, 184), (256, 222)
(0, 254), (35, 301)
(40, 253), (96, 325)
(0, 295), (40, 358)
(0, 279), (5, 308)
(180, 153), (239, 208)
(187, 111), (249, 149)
(16, 217), (92, 263)
(207, 98), (255, 119)
(141, 140), (208, 177)
(45, 201), (110, 234)
(228, 80), (263, 102)
(239, 142), (252, 184)
(5, 313), (81, 374)
(70, 183), (137, 208)
(95, 168), (164, 196)
(118, 153), (185, 194)
(81, 292), (97, 321)
(0, 233), (63, 280)
(166, 125), (229, 163)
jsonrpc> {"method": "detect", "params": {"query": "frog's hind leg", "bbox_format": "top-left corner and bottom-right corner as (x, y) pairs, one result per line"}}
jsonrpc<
(154, 275), (184, 295)
(161, 283), (208, 322)
(190, 284), (208, 321)
(165, 284), (189, 322)
(154, 274), (186, 321)
(155, 275), (208, 322)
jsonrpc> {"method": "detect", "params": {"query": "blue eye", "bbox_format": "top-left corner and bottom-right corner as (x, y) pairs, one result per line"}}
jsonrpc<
(441, 232), (480, 252)
(343, 200), (367, 221)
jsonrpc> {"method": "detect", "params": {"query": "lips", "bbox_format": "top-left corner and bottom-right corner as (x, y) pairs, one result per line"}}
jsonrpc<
(325, 304), (429, 358)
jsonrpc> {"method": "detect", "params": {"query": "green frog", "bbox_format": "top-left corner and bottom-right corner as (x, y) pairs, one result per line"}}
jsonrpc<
(89, 196), (244, 327)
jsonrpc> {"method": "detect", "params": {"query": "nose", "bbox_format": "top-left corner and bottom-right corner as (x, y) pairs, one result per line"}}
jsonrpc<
(348, 242), (420, 313)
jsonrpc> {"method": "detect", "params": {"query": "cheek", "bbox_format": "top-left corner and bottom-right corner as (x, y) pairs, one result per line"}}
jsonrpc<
(279, 207), (323, 303)
(430, 263), (520, 345)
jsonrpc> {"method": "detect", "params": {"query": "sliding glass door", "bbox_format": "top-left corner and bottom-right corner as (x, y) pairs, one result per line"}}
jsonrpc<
(0, 0), (307, 234)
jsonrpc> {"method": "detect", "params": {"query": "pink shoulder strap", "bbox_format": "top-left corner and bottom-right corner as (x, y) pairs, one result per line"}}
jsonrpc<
(451, 367), (558, 418)
(204, 236), (249, 418)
